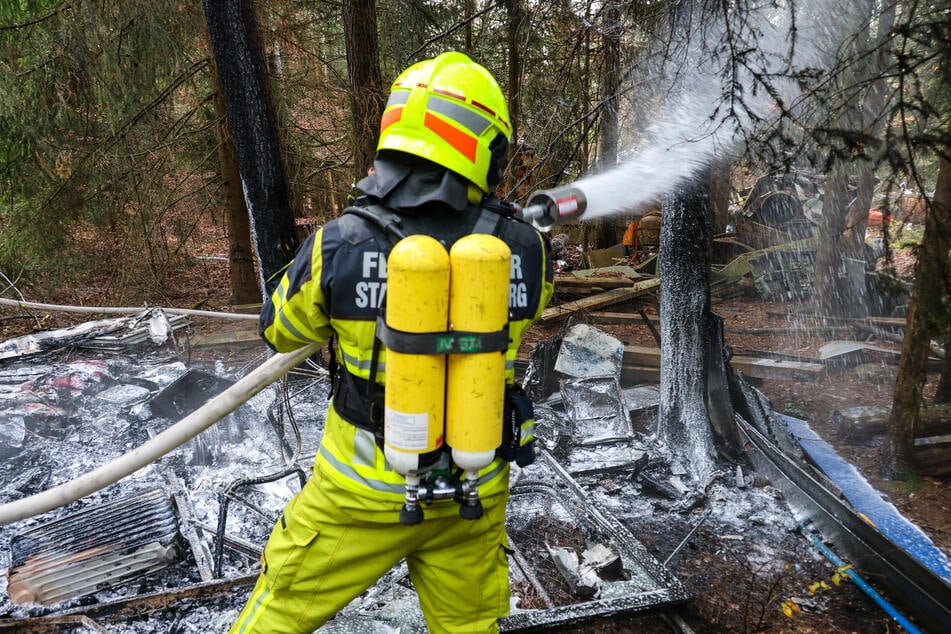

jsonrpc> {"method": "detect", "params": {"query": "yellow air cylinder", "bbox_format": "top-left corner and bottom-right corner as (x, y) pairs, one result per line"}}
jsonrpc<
(383, 234), (450, 476)
(446, 234), (511, 473)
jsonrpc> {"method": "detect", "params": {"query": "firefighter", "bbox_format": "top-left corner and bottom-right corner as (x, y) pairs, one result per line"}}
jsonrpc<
(622, 218), (639, 255)
(230, 52), (554, 633)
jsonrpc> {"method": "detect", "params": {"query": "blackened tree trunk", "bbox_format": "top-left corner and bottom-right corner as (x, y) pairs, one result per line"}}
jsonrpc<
(208, 56), (259, 306)
(658, 171), (717, 481)
(343, 0), (384, 181)
(881, 149), (951, 478)
(202, 0), (299, 295)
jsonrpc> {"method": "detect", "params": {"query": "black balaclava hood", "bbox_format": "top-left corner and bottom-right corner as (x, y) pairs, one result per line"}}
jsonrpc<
(356, 151), (474, 213)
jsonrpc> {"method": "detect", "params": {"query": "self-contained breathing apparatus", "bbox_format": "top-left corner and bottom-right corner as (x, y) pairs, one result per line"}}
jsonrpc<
(329, 201), (536, 525)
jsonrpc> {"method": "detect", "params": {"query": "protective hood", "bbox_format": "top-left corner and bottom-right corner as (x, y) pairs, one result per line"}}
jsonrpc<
(356, 153), (472, 213)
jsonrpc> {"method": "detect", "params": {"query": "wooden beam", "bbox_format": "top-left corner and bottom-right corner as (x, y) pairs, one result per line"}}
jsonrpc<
(554, 276), (641, 290)
(542, 278), (660, 322)
(620, 344), (824, 381)
(623, 345), (661, 366)
(729, 355), (825, 380)
(190, 329), (262, 347)
(589, 311), (654, 325)
(915, 434), (951, 478)
(621, 365), (659, 384)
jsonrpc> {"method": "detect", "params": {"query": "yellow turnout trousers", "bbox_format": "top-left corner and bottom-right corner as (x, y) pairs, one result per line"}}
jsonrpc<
(230, 466), (511, 633)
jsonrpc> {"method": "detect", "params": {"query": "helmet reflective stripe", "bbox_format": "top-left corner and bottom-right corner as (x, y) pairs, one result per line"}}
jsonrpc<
(380, 107), (403, 134)
(471, 99), (509, 131)
(379, 91), (410, 134)
(386, 91), (410, 107)
(426, 95), (493, 137)
(424, 111), (478, 162)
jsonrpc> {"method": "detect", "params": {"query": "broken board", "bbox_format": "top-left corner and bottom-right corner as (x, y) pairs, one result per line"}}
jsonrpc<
(542, 279), (660, 322)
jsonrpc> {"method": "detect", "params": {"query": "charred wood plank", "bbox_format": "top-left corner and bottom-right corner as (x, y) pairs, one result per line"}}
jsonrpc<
(554, 276), (642, 290)
(542, 279), (660, 322)
(621, 345), (824, 381)
(914, 434), (951, 477)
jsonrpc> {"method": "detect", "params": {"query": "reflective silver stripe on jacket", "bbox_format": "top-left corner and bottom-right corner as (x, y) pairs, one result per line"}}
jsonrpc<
(340, 349), (382, 373)
(318, 445), (506, 494)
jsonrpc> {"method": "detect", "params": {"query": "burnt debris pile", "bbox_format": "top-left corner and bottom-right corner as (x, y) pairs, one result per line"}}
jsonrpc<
(0, 314), (949, 632)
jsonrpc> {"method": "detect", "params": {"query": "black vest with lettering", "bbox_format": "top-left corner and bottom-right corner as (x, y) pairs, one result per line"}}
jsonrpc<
(318, 204), (548, 324)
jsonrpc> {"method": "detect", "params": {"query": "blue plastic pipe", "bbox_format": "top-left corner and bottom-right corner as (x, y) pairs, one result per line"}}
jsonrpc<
(805, 530), (922, 634)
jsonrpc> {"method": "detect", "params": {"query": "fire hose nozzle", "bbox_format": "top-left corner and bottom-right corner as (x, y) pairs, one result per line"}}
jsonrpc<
(517, 186), (588, 229)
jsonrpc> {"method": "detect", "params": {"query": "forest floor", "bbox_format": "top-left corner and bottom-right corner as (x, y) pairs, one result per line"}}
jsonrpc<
(0, 214), (947, 633)
(521, 296), (950, 633)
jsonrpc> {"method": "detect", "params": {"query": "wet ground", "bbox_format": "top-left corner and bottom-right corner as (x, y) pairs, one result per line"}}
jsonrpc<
(523, 295), (949, 633)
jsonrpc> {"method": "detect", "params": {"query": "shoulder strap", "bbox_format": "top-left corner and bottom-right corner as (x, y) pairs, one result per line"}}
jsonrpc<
(341, 204), (409, 248)
(470, 206), (503, 236)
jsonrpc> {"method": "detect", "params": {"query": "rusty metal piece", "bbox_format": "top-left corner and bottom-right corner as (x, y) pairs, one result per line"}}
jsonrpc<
(7, 489), (182, 606)
(0, 614), (110, 633)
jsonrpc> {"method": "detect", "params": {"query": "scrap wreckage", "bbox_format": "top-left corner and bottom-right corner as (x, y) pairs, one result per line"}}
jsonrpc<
(0, 282), (948, 633)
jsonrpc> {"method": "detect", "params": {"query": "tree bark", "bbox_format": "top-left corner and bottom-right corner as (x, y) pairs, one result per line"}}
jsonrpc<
(812, 0), (890, 319)
(208, 56), (259, 306)
(936, 340), (951, 403)
(202, 0), (299, 295)
(881, 149), (951, 478)
(343, 0), (384, 181)
(658, 170), (717, 481)
(504, 0), (524, 151)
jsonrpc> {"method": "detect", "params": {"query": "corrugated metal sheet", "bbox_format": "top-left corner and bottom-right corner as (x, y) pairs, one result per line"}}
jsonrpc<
(7, 488), (182, 606)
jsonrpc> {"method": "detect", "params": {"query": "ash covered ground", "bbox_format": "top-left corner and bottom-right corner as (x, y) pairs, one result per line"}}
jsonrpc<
(0, 316), (943, 633)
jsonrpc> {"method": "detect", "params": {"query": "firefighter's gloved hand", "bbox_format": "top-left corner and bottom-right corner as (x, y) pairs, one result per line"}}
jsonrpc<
(498, 385), (536, 467)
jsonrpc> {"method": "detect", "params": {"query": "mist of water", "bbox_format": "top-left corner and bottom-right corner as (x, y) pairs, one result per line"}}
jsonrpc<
(565, 0), (865, 222)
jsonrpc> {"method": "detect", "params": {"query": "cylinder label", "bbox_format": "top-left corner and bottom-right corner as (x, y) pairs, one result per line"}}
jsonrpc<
(385, 408), (430, 451)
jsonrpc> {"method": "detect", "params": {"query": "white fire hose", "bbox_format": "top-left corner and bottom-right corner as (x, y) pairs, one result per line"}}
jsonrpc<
(0, 343), (320, 526)
(0, 297), (260, 321)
